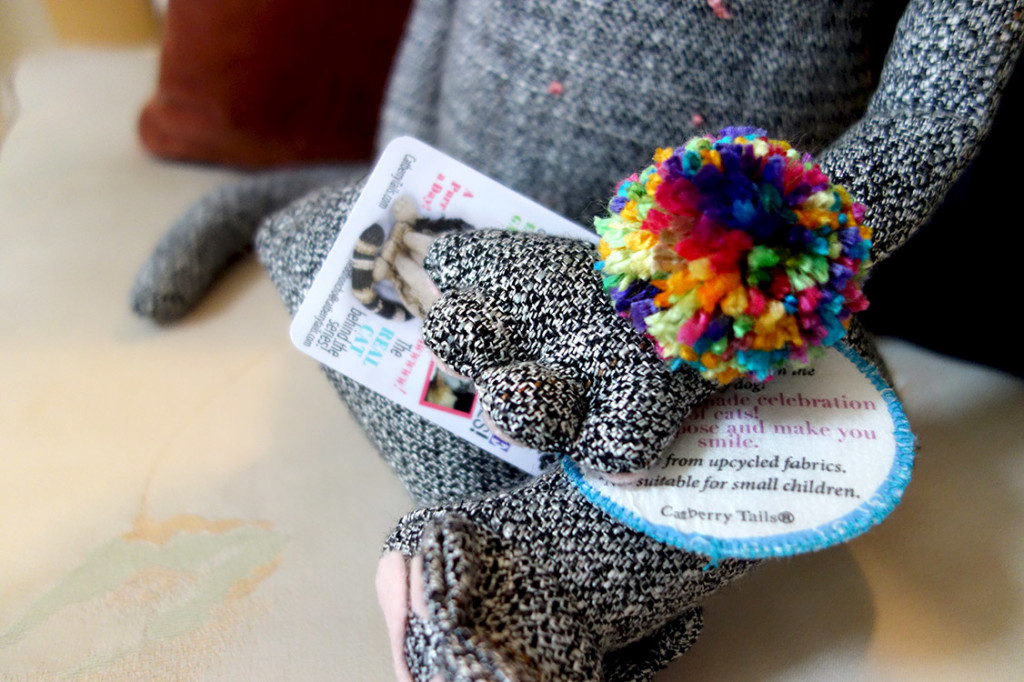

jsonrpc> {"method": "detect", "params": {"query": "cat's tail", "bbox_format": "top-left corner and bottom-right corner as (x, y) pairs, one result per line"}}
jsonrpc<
(350, 222), (413, 322)
(130, 166), (358, 323)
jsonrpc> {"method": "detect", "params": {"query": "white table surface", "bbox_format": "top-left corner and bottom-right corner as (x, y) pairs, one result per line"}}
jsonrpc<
(1, 48), (1022, 681)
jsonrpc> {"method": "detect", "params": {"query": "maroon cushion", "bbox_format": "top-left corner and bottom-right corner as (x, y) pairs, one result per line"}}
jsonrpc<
(139, 0), (412, 167)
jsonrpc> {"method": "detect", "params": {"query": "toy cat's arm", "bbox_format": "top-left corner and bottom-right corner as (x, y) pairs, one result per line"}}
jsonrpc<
(421, 229), (719, 475)
(817, 0), (1023, 264)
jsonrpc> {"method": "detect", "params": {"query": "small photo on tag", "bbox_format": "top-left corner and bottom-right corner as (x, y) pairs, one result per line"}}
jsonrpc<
(420, 362), (477, 418)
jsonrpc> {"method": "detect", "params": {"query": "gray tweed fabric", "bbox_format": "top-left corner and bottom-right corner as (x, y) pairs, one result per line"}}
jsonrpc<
(422, 230), (716, 473)
(129, 0), (1022, 678)
(380, 0), (1022, 262)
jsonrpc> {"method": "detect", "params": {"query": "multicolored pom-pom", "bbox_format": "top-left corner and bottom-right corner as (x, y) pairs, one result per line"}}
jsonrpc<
(596, 128), (872, 384)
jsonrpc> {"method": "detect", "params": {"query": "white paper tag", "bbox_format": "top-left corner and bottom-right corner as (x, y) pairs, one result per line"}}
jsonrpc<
(566, 345), (914, 561)
(290, 137), (598, 474)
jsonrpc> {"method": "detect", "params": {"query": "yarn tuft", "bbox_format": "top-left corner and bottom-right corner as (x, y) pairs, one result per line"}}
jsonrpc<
(596, 129), (872, 383)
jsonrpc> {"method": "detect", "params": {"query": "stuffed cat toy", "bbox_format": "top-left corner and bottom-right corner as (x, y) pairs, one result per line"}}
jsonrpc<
(132, 1), (1023, 679)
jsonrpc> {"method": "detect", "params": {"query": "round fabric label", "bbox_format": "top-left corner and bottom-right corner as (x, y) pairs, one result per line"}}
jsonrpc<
(566, 344), (914, 562)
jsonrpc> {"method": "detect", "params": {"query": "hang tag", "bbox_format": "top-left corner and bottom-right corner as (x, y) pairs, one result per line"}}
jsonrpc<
(566, 344), (914, 561)
(290, 137), (597, 474)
